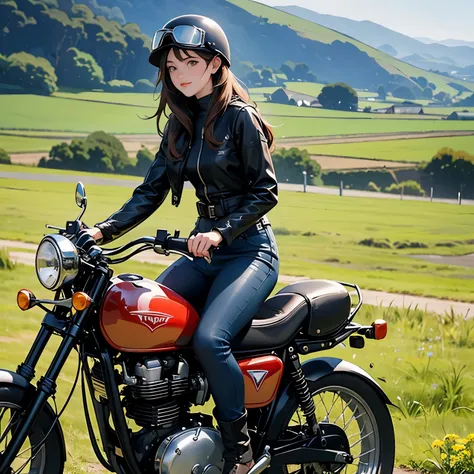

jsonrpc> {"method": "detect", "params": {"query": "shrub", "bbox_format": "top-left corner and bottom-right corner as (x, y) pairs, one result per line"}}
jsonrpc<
(134, 79), (155, 92)
(0, 248), (15, 270)
(0, 148), (11, 164)
(367, 181), (380, 192)
(385, 180), (425, 196)
(358, 238), (391, 249)
(106, 80), (134, 92)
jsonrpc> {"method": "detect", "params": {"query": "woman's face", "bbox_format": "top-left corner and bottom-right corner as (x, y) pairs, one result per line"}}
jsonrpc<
(166, 48), (221, 99)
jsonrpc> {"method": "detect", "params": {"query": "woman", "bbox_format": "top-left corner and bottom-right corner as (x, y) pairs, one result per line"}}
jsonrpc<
(85, 14), (279, 474)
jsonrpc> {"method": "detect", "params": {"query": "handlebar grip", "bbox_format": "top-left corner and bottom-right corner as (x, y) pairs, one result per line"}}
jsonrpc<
(166, 237), (189, 253)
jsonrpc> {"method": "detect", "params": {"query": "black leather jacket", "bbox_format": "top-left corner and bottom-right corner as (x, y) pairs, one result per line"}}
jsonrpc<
(95, 95), (278, 246)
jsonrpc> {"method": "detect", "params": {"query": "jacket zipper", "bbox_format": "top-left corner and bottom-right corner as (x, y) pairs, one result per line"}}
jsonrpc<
(196, 126), (210, 203)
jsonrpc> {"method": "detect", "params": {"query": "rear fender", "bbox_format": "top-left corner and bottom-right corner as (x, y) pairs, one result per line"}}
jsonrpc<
(265, 357), (392, 442)
(0, 368), (67, 465)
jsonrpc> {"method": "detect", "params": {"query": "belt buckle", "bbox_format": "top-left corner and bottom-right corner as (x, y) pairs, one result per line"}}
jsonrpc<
(208, 205), (216, 219)
(256, 222), (263, 231)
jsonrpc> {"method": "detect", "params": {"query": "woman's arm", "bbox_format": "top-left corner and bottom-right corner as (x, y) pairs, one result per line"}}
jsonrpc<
(212, 106), (278, 245)
(94, 123), (171, 245)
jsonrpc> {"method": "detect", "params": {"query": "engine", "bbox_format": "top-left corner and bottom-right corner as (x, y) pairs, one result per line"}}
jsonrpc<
(91, 354), (209, 430)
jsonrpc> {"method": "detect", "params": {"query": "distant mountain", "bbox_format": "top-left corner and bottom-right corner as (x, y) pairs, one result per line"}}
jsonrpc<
(80, 0), (472, 95)
(276, 5), (474, 68)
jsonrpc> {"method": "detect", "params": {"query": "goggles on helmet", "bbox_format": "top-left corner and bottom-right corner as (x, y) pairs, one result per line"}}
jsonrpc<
(151, 25), (206, 52)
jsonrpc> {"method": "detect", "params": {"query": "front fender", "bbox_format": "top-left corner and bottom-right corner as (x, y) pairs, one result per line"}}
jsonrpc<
(0, 368), (67, 465)
(266, 357), (392, 442)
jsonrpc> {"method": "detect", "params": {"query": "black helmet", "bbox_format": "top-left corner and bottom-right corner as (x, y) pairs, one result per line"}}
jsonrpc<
(149, 14), (231, 68)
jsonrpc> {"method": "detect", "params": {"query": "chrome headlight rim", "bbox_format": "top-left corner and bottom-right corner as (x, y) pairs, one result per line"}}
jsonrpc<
(35, 234), (79, 291)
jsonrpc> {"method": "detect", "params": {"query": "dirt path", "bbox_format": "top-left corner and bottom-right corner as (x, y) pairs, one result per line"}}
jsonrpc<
(310, 155), (417, 170)
(3, 240), (472, 317)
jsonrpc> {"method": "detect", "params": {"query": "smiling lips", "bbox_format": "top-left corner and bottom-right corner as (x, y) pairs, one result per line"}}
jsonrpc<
(181, 82), (192, 87)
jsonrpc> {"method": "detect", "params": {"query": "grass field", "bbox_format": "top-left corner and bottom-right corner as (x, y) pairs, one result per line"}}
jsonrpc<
(304, 136), (474, 163)
(0, 134), (62, 153)
(1, 175), (474, 302)
(0, 261), (473, 472)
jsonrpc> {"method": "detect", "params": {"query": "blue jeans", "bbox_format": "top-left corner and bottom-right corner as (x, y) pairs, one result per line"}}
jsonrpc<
(155, 221), (279, 422)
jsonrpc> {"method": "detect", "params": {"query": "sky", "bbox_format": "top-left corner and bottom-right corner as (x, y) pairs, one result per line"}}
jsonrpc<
(255, 0), (474, 42)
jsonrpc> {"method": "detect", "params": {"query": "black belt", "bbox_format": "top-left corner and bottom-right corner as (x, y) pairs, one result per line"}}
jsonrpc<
(196, 196), (244, 219)
(240, 216), (271, 238)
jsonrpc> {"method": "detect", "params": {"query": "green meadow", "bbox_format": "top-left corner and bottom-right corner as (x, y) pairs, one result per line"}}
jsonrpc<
(0, 257), (473, 472)
(1, 174), (473, 302)
(305, 136), (474, 163)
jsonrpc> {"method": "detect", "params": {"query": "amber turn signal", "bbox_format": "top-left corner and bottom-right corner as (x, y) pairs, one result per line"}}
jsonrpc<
(72, 292), (92, 311)
(372, 319), (388, 340)
(17, 289), (34, 311)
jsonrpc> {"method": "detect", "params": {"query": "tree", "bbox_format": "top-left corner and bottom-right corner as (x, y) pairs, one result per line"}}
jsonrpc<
(271, 147), (321, 185)
(246, 70), (261, 86)
(434, 91), (452, 104)
(393, 86), (415, 100)
(280, 61), (295, 81)
(428, 82), (436, 90)
(135, 146), (154, 175)
(377, 85), (387, 100)
(293, 62), (309, 80)
(0, 148), (11, 164)
(2, 52), (58, 95)
(56, 47), (104, 88)
(423, 147), (474, 199)
(318, 83), (358, 111)
(260, 68), (273, 86)
(422, 87), (433, 99)
(416, 76), (428, 88)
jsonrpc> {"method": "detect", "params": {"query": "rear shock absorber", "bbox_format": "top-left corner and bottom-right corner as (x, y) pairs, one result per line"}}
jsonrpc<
(287, 346), (325, 444)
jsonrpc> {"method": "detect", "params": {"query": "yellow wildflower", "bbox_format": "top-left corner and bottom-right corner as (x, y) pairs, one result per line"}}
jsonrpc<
(444, 434), (460, 441)
(453, 444), (465, 452)
(467, 433), (474, 442)
(461, 449), (470, 457)
(441, 453), (447, 461)
(432, 439), (444, 449)
(449, 457), (456, 467)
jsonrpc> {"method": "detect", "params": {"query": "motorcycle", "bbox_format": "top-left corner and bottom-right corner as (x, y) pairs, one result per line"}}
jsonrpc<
(0, 182), (395, 474)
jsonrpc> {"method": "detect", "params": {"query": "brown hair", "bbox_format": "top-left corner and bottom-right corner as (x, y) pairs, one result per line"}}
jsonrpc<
(151, 46), (274, 160)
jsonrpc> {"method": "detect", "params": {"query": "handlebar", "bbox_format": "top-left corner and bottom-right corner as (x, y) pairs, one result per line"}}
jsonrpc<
(99, 229), (214, 265)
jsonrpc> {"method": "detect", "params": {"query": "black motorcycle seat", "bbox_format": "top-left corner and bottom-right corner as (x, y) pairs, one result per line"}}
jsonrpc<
(232, 292), (308, 353)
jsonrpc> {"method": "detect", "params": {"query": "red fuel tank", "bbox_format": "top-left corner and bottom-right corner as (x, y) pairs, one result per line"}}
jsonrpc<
(100, 275), (199, 352)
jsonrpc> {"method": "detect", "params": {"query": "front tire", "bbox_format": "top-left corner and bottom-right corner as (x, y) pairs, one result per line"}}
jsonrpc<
(0, 385), (65, 474)
(279, 372), (395, 474)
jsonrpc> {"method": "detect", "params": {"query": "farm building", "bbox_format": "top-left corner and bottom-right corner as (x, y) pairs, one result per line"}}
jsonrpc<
(268, 88), (321, 107)
(446, 111), (474, 120)
(374, 105), (424, 115)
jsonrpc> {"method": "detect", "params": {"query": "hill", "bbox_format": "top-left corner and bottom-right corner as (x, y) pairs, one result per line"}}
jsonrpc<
(276, 4), (474, 69)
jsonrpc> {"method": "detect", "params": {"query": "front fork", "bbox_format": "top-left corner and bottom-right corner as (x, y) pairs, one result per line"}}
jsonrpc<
(0, 270), (109, 473)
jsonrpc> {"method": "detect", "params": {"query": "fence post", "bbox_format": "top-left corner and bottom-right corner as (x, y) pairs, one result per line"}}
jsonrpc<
(458, 192), (462, 205)
(430, 187), (433, 202)
(302, 171), (307, 193)
(339, 180), (343, 196)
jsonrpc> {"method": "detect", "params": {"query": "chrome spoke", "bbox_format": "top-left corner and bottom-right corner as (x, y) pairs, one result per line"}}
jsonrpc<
(350, 430), (374, 449)
(353, 447), (376, 460)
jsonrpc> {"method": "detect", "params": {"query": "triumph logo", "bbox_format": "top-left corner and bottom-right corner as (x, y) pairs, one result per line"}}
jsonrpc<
(247, 370), (268, 391)
(130, 311), (173, 332)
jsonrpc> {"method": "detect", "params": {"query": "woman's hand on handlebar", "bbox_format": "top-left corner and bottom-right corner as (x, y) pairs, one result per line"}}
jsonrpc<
(79, 226), (103, 242)
(188, 231), (222, 259)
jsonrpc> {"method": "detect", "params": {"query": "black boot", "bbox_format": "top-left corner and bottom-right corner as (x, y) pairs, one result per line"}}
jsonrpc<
(214, 409), (255, 474)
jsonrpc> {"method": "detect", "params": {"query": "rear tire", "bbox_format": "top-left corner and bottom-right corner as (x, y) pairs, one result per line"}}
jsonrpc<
(279, 373), (395, 474)
(0, 385), (65, 474)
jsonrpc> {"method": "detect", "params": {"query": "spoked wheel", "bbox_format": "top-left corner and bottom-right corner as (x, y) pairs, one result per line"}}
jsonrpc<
(0, 386), (64, 474)
(280, 373), (395, 474)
